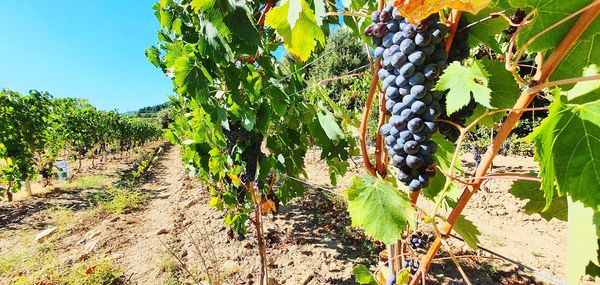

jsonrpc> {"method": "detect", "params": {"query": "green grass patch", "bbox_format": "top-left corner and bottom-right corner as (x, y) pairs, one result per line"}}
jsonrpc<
(60, 175), (112, 191)
(0, 246), (122, 285)
(99, 187), (148, 214)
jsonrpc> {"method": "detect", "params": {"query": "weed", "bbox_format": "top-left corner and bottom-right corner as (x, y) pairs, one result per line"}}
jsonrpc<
(99, 187), (148, 214)
(62, 257), (123, 285)
(60, 175), (111, 191)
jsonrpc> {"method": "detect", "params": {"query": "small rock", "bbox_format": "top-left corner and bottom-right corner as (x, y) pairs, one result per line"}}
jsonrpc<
(156, 228), (169, 235)
(246, 273), (254, 279)
(301, 271), (315, 285)
(35, 227), (58, 243)
(223, 260), (239, 275)
(268, 278), (280, 285)
(243, 242), (254, 249)
(268, 256), (276, 266)
(109, 216), (120, 222)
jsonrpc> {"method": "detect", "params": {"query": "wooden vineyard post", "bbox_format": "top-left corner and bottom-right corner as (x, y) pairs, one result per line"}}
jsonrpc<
(408, 6), (600, 284)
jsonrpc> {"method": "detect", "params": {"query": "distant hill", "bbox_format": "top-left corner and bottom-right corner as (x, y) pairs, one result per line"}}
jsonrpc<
(122, 102), (170, 116)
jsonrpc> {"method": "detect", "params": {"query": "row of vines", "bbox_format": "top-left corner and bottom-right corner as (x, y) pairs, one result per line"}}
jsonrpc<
(148, 0), (600, 284)
(0, 89), (162, 201)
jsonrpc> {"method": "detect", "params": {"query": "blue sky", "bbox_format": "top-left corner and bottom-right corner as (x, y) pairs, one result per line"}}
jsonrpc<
(0, 0), (172, 112)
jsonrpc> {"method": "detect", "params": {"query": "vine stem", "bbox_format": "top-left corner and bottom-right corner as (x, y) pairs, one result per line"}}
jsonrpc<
(326, 11), (369, 18)
(526, 75), (600, 95)
(444, 10), (462, 53)
(409, 6), (600, 284)
(359, 71), (379, 176)
(257, 0), (275, 27)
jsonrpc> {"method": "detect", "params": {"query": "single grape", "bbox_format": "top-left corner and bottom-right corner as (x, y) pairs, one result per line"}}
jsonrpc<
(408, 72), (425, 86)
(380, 123), (392, 136)
(404, 140), (419, 154)
(399, 38), (416, 54)
(398, 62), (415, 77)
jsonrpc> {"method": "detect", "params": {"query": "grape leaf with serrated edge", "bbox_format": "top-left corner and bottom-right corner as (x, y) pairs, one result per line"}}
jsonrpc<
(510, 179), (567, 221)
(345, 175), (416, 244)
(453, 215), (481, 250)
(567, 198), (599, 284)
(525, 93), (600, 210)
(434, 61), (493, 115)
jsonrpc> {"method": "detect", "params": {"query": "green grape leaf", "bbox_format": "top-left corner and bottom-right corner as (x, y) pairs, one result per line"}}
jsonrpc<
(525, 93), (600, 210)
(317, 111), (344, 141)
(191, 0), (215, 13)
(345, 175), (416, 244)
(421, 134), (462, 199)
(313, 0), (326, 26)
(510, 180), (568, 221)
(223, 6), (261, 47)
(434, 61), (492, 115)
(454, 215), (481, 250)
(564, 65), (600, 103)
(509, 0), (599, 52)
(551, 35), (600, 89)
(567, 197), (599, 284)
(480, 59), (521, 109)
(352, 265), (375, 284)
(464, 0), (511, 50)
(265, 0), (325, 61)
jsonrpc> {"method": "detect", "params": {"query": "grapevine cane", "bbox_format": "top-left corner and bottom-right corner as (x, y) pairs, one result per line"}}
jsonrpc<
(257, 0), (275, 27)
(444, 10), (462, 53)
(409, 6), (600, 284)
(360, 74), (379, 176)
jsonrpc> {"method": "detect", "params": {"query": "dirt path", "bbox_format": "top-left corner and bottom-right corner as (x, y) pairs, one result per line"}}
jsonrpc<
(104, 145), (188, 283)
(3, 145), (583, 284)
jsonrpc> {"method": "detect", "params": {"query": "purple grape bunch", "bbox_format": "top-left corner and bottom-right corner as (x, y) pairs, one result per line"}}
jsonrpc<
(403, 258), (420, 275)
(437, 16), (476, 142)
(364, 2), (449, 191)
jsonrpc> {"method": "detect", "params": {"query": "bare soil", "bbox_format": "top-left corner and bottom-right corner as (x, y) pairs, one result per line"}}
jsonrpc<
(0, 145), (588, 285)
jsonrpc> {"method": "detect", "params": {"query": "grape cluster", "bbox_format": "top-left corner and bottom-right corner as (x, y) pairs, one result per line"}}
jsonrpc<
(364, 2), (448, 191)
(409, 232), (430, 249)
(437, 16), (476, 142)
(438, 99), (476, 142)
(403, 258), (420, 275)
(448, 17), (470, 62)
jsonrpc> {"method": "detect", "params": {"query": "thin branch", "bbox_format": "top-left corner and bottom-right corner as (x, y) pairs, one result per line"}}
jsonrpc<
(375, 91), (388, 176)
(526, 75), (600, 95)
(491, 12), (524, 27)
(444, 10), (462, 53)
(360, 69), (379, 176)
(470, 174), (542, 182)
(257, 0), (275, 27)
(434, 119), (463, 131)
(441, 239), (473, 285)
(326, 11), (368, 18)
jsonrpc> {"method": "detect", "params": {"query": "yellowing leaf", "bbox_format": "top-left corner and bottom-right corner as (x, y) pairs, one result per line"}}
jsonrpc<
(260, 199), (277, 214)
(229, 173), (241, 186)
(393, 0), (491, 23)
(265, 0), (325, 61)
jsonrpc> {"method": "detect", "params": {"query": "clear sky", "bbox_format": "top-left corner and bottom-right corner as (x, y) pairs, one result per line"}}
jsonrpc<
(0, 0), (173, 112)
